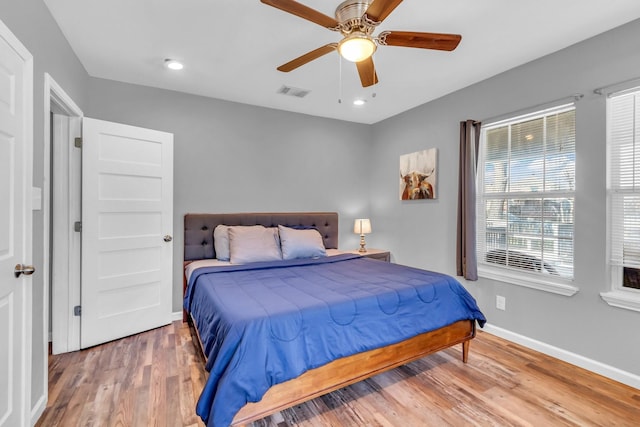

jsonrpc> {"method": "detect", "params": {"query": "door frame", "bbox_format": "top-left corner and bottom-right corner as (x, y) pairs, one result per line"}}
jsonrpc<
(44, 74), (83, 360)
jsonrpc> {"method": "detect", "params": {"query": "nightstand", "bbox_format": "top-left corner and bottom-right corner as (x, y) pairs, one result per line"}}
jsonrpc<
(346, 249), (390, 262)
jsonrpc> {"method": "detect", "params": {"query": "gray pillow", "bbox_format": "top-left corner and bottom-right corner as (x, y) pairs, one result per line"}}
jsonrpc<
(278, 225), (327, 260)
(228, 225), (282, 264)
(213, 224), (230, 261)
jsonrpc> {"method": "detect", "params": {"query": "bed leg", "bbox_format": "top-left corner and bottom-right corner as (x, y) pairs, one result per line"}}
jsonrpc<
(462, 340), (470, 363)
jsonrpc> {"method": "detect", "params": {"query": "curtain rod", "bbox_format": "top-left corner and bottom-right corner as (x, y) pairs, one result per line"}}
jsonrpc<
(594, 76), (640, 96)
(480, 93), (583, 125)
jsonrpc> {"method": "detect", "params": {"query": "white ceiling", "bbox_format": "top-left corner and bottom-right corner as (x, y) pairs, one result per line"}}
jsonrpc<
(44, 0), (640, 124)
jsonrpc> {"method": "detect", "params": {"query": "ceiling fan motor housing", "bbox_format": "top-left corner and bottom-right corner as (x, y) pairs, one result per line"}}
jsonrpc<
(336, 0), (377, 35)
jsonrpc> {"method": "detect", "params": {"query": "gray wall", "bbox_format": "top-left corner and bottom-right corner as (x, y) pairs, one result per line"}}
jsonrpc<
(84, 78), (373, 312)
(370, 19), (640, 376)
(1, 0), (89, 410)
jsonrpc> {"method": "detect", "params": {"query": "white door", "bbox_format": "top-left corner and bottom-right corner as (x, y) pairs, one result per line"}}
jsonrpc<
(81, 118), (173, 348)
(0, 20), (33, 427)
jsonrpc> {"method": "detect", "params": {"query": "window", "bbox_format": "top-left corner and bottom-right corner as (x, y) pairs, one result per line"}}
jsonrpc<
(603, 87), (640, 311)
(476, 104), (577, 295)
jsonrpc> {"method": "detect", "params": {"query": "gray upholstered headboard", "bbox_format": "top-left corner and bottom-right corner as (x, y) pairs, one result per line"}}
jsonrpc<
(184, 212), (339, 262)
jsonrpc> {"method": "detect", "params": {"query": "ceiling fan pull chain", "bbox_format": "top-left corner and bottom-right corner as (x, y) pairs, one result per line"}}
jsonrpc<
(338, 54), (343, 104)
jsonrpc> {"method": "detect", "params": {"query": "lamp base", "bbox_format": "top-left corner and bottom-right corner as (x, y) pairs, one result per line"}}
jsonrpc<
(359, 234), (367, 253)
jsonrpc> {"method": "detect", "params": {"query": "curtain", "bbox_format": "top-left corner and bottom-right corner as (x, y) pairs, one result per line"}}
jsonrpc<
(457, 120), (481, 280)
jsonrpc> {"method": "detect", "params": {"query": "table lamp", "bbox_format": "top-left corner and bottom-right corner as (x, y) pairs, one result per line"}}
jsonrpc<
(353, 218), (372, 253)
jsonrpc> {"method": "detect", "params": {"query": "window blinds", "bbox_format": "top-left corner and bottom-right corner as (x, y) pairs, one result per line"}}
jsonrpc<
(477, 104), (575, 278)
(609, 89), (640, 268)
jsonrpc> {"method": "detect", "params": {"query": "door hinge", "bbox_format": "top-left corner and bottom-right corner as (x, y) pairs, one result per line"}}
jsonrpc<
(74, 137), (82, 148)
(74, 305), (81, 316)
(74, 221), (82, 232)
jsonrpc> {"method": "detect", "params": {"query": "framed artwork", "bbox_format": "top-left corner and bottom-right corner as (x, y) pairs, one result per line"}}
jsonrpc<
(400, 148), (437, 200)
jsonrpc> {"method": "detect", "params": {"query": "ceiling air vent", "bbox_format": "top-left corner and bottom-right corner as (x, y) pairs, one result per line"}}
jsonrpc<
(277, 85), (311, 98)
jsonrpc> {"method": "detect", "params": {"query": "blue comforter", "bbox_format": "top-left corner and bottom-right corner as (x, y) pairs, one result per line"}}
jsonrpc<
(184, 254), (486, 426)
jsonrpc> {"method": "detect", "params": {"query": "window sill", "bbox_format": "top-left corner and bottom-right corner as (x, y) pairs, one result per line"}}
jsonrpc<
(478, 264), (579, 296)
(600, 290), (640, 312)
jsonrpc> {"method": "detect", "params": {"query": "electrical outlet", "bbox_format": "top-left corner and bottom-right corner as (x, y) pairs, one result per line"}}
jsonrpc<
(496, 295), (506, 311)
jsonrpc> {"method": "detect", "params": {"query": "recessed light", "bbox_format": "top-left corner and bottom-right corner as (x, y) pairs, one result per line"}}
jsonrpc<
(353, 99), (366, 106)
(164, 59), (184, 70)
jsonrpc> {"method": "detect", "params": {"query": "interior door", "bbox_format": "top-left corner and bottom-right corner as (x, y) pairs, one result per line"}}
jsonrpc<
(0, 19), (32, 427)
(81, 118), (173, 348)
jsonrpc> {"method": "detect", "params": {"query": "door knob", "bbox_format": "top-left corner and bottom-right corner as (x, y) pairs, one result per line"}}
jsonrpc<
(14, 264), (36, 278)
(163, 235), (173, 242)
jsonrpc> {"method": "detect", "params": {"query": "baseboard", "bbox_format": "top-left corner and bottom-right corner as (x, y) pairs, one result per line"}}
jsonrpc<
(31, 394), (47, 426)
(482, 323), (640, 390)
(171, 311), (184, 321)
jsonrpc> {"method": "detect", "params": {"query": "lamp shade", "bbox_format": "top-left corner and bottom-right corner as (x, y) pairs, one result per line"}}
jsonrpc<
(354, 218), (372, 234)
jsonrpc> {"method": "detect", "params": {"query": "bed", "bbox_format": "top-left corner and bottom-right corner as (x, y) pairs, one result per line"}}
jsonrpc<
(183, 212), (486, 427)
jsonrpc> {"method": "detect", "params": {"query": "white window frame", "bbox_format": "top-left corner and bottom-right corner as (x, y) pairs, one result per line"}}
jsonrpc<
(477, 104), (579, 296)
(602, 86), (640, 312)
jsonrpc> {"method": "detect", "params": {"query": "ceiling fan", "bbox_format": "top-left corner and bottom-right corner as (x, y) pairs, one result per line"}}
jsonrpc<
(261, 0), (462, 87)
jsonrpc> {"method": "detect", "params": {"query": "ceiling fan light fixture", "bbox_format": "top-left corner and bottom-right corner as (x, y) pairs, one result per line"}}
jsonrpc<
(338, 32), (376, 62)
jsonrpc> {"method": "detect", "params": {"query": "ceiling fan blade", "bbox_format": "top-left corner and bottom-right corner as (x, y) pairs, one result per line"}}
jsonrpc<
(261, 0), (339, 29)
(364, 0), (403, 24)
(356, 57), (379, 87)
(277, 44), (338, 72)
(379, 31), (462, 51)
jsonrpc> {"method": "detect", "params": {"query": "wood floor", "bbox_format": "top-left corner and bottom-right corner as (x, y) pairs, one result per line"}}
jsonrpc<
(36, 321), (639, 427)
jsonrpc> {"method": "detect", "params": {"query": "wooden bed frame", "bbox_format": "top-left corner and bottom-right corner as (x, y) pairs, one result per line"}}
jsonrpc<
(183, 212), (477, 426)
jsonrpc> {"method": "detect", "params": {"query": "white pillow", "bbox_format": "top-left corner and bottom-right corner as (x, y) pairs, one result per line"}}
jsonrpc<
(213, 225), (230, 261)
(278, 225), (327, 260)
(228, 225), (282, 264)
